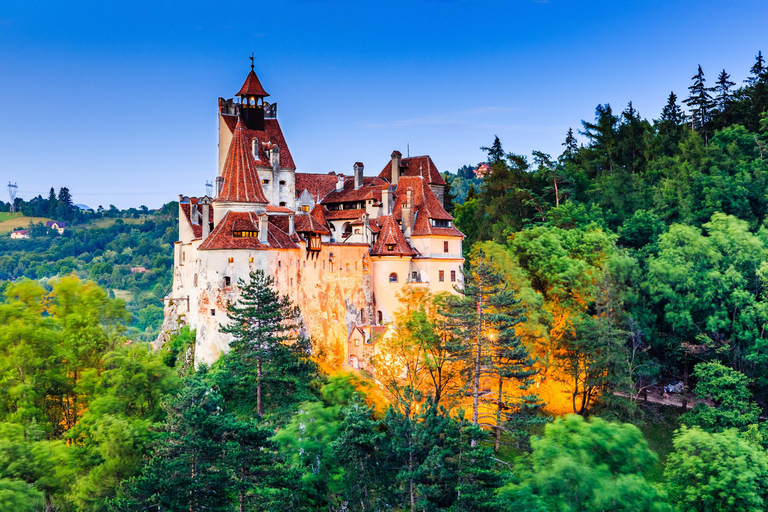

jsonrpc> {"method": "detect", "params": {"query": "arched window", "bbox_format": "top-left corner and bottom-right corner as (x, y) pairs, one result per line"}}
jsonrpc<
(342, 222), (353, 237)
(389, 272), (398, 283)
(378, 311), (383, 324)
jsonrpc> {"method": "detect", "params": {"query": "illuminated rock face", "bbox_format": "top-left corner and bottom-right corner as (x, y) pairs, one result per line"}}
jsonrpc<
(158, 63), (464, 369)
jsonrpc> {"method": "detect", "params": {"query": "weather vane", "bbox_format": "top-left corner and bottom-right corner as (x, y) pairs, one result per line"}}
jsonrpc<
(249, 51), (254, 71)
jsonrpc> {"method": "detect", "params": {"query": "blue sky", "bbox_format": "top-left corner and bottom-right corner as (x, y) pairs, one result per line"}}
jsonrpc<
(0, 0), (766, 209)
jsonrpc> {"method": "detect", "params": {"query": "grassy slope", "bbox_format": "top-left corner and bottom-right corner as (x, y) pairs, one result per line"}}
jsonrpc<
(0, 213), (54, 233)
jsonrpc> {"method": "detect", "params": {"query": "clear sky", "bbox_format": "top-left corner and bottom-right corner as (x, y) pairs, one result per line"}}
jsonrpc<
(1, 0), (766, 209)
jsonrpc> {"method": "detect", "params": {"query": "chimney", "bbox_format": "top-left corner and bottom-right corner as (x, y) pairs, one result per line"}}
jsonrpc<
(390, 150), (402, 186)
(288, 213), (295, 236)
(251, 138), (258, 159)
(200, 197), (211, 239)
(361, 212), (369, 244)
(215, 176), (224, 197)
(336, 175), (345, 192)
(270, 145), (280, 170)
(259, 214), (269, 244)
(382, 185), (392, 215)
(354, 162), (364, 189)
(190, 198), (199, 226)
(401, 187), (414, 239)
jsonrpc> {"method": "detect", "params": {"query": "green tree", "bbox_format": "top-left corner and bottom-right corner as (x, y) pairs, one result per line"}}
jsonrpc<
(500, 415), (669, 512)
(665, 426), (768, 512)
(681, 361), (760, 433)
(684, 65), (714, 140)
(221, 269), (302, 417)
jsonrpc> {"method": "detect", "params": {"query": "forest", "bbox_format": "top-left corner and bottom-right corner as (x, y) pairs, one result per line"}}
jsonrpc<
(0, 52), (767, 511)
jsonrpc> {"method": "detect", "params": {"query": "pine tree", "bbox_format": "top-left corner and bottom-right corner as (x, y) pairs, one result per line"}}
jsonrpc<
(561, 127), (578, 158)
(660, 91), (686, 125)
(57, 187), (72, 207)
(683, 65), (714, 139)
(745, 51), (766, 86)
(480, 136), (504, 164)
(713, 69), (736, 127)
(446, 250), (537, 448)
(221, 269), (301, 417)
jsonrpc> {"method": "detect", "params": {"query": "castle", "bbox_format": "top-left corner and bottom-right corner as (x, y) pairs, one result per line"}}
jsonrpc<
(161, 63), (465, 368)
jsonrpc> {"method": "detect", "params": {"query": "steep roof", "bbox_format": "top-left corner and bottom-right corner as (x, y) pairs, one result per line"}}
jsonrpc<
(295, 173), (340, 202)
(378, 155), (446, 186)
(392, 176), (463, 238)
(370, 215), (417, 256)
(236, 69), (269, 97)
(295, 212), (332, 235)
(322, 176), (387, 204)
(180, 202), (215, 239)
(216, 118), (270, 204)
(199, 211), (299, 251)
(325, 208), (366, 221)
(221, 115), (296, 169)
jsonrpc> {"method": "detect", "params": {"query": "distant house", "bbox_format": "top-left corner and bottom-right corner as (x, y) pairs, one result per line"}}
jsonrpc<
(10, 229), (28, 239)
(46, 221), (66, 234)
(130, 267), (148, 274)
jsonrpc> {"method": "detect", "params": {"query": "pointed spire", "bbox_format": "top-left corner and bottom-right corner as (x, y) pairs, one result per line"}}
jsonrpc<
(216, 117), (269, 204)
(237, 60), (269, 98)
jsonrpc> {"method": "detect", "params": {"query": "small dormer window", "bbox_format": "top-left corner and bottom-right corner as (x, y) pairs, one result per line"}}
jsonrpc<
(279, 202), (286, 207)
(262, 179), (270, 184)
(302, 205), (310, 212)
(387, 244), (395, 251)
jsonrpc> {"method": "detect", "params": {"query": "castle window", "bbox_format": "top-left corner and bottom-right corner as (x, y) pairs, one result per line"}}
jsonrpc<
(279, 201), (286, 207)
(262, 179), (270, 184)
(233, 230), (258, 237)
(389, 272), (398, 283)
(378, 311), (383, 324)
(451, 270), (456, 282)
(444, 241), (449, 253)
(228, 257), (234, 263)
(439, 270), (445, 282)
(433, 219), (451, 228)
(302, 205), (310, 212)
(411, 271), (418, 281)
(224, 276), (231, 287)
(387, 244), (395, 252)
(210, 309), (216, 316)
(278, 260), (282, 267)
(279, 180), (286, 185)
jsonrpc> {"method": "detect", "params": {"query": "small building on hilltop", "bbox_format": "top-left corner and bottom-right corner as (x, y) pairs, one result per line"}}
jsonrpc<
(159, 62), (464, 368)
(46, 221), (66, 234)
(10, 229), (28, 239)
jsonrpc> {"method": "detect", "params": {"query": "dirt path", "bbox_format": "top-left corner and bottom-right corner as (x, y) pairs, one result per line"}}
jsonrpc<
(614, 389), (714, 409)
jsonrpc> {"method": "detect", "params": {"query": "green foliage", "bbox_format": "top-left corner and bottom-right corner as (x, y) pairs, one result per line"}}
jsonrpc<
(665, 427), (768, 511)
(500, 415), (669, 511)
(682, 361), (760, 433)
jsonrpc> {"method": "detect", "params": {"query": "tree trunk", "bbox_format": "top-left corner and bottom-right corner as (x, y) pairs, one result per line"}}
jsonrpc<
(495, 377), (504, 452)
(257, 356), (263, 416)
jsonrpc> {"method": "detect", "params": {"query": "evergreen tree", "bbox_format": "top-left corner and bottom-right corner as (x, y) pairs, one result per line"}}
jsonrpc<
(47, 188), (57, 216)
(447, 250), (538, 446)
(480, 136), (504, 164)
(561, 127), (578, 158)
(57, 187), (72, 207)
(656, 91), (687, 156)
(712, 69), (736, 127)
(745, 51), (766, 86)
(683, 65), (714, 139)
(221, 269), (302, 417)
(580, 104), (619, 174)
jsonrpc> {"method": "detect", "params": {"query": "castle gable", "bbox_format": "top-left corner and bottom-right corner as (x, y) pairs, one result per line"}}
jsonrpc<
(378, 155), (446, 186)
(199, 211), (299, 250)
(392, 176), (462, 237)
(217, 118), (270, 204)
(221, 115), (296, 169)
(370, 215), (417, 256)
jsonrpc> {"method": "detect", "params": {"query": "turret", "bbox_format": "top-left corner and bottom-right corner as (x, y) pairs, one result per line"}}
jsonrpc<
(236, 58), (270, 131)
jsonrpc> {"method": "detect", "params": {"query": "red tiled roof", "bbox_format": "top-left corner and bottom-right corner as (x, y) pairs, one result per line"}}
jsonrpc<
(180, 202), (215, 239)
(322, 176), (386, 204)
(325, 208), (366, 220)
(199, 211), (299, 251)
(370, 215), (416, 256)
(295, 213), (331, 235)
(295, 173), (340, 202)
(266, 205), (294, 214)
(310, 203), (330, 225)
(221, 115), (296, 169)
(236, 69), (269, 97)
(378, 155), (446, 186)
(392, 176), (463, 238)
(368, 218), (381, 234)
(216, 118), (270, 204)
